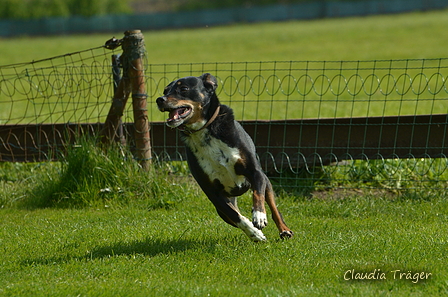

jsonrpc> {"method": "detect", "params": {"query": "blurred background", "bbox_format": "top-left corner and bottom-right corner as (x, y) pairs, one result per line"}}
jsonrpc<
(1, 0), (447, 37)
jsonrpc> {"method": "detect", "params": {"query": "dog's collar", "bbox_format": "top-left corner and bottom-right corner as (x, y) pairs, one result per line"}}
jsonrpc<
(179, 105), (221, 135)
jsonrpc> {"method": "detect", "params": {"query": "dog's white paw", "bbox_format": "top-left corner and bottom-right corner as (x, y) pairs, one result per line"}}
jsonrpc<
(237, 216), (267, 242)
(252, 210), (268, 230)
(248, 228), (267, 242)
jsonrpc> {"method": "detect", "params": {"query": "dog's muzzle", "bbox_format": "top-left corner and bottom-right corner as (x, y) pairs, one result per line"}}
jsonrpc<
(156, 96), (193, 128)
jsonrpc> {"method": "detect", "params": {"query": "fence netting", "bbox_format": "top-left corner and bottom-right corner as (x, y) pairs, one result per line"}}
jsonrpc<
(1, 43), (447, 194)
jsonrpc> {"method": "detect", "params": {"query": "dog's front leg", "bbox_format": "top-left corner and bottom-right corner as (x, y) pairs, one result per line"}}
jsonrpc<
(252, 171), (294, 239)
(251, 171), (269, 230)
(264, 177), (294, 239)
(252, 189), (268, 230)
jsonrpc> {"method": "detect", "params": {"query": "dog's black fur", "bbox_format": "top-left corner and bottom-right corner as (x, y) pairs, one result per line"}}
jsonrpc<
(156, 73), (293, 241)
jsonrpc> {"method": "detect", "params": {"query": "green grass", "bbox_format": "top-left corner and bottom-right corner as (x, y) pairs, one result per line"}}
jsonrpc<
(2, 9), (448, 65)
(1, 192), (447, 296)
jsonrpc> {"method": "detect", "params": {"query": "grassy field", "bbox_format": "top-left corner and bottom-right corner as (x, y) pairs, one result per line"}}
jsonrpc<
(1, 195), (447, 296)
(1, 9), (448, 296)
(2, 9), (448, 65)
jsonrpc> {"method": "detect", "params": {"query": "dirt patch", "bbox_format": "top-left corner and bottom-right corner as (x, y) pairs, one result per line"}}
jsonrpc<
(310, 187), (398, 200)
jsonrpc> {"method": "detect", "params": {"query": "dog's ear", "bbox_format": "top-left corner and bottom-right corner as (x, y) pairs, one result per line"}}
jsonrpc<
(200, 73), (218, 93)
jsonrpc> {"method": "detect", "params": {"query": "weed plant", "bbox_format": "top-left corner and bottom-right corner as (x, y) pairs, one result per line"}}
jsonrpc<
(1, 138), (197, 209)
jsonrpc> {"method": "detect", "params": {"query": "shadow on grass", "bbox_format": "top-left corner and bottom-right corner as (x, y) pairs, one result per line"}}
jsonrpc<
(21, 237), (206, 267)
(88, 237), (200, 259)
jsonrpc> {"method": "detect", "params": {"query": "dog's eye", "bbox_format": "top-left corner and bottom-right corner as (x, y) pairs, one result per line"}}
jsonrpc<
(180, 86), (189, 93)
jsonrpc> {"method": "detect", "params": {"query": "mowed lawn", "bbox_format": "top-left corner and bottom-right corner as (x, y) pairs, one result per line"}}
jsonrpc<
(1, 192), (448, 296)
(1, 9), (448, 296)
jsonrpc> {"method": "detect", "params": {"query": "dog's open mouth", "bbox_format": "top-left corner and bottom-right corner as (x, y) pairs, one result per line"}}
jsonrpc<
(167, 106), (192, 124)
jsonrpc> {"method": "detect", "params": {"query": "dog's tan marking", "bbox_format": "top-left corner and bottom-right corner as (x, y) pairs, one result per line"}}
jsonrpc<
(185, 102), (203, 126)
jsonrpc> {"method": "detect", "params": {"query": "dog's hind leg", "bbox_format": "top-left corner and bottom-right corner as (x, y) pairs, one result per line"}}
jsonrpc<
(215, 197), (239, 227)
(211, 195), (266, 242)
(236, 215), (267, 242)
(228, 197), (239, 212)
(216, 208), (237, 227)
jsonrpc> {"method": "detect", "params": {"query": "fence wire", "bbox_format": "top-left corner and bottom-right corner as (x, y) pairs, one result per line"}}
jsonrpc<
(0, 45), (447, 193)
(146, 60), (448, 121)
(0, 46), (118, 125)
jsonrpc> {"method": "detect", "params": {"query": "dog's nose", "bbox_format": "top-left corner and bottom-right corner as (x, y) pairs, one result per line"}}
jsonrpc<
(156, 96), (166, 106)
(156, 96), (169, 111)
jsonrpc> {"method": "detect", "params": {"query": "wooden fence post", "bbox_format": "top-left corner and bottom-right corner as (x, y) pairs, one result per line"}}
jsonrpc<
(101, 30), (151, 170)
(111, 53), (126, 146)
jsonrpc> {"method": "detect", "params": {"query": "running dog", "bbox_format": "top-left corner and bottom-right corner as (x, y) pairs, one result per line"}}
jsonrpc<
(156, 73), (293, 241)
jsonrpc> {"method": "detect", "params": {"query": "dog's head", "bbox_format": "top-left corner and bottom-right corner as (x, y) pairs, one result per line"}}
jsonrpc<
(156, 73), (218, 129)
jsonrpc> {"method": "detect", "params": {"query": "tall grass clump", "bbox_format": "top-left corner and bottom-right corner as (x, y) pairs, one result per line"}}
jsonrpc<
(17, 138), (195, 209)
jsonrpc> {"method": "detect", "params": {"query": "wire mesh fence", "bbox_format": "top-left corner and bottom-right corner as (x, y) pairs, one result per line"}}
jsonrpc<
(146, 59), (448, 121)
(147, 60), (448, 193)
(0, 48), (119, 125)
(0, 38), (447, 193)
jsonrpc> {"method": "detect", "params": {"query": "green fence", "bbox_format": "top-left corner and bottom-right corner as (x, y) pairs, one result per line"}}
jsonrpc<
(0, 38), (447, 194)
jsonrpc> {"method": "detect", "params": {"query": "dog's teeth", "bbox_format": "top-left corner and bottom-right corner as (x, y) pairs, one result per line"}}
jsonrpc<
(169, 109), (180, 120)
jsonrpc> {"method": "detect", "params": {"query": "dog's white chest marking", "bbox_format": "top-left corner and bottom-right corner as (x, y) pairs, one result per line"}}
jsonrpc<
(185, 131), (247, 193)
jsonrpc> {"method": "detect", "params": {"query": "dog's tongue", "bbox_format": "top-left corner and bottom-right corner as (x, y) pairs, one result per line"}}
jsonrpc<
(168, 108), (185, 121)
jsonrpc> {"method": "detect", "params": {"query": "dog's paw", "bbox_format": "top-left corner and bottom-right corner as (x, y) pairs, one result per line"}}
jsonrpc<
(252, 210), (268, 230)
(280, 230), (294, 239)
(237, 216), (267, 242)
